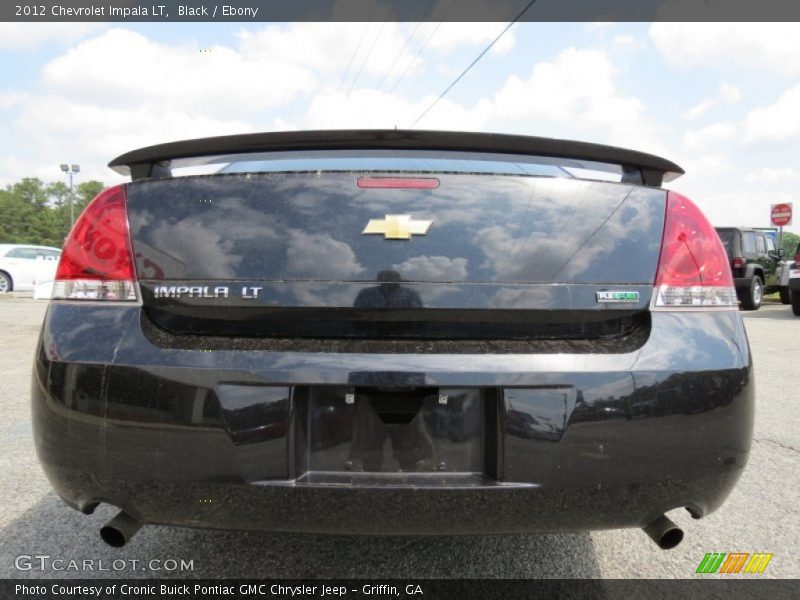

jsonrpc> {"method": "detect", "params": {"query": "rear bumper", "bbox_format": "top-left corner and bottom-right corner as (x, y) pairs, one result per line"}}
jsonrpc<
(32, 305), (754, 535)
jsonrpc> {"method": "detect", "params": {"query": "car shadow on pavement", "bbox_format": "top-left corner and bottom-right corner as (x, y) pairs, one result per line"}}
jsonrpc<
(0, 493), (601, 578)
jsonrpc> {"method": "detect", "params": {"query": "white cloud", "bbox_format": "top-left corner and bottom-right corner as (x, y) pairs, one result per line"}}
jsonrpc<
(391, 256), (468, 281)
(612, 35), (638, 48)
(425, 23), (515, 55)
(744, 84), (800, 143)
(3, 22), (538, 185)
(236, 22), (407, 83)
(744, 167), (800, 184)
(300, 46), (664, 156)
(684, 99), (715, 120)
(480, 47), (664, 153)
(9, 94), (251, 182)
(683, 83), (741, 120)
(286, 230), (364, 279)
(0, 23), (99, 50)
(489, 48), (636, 123)
(689, 190), (795, 229)
(650, 23), (800, 76)
(682, 155), (731, 174)
(683, 122), (737, 150)
(41, 28), (315, 115)
(304, 89), (452, 130)
(0, 91), (29, 109)
(720, 83), (741, 104)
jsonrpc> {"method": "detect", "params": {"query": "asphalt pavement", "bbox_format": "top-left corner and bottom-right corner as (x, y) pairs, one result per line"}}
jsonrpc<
(0, 296), (797, 579)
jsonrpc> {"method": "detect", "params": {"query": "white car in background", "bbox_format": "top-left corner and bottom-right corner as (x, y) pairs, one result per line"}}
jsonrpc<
(0, 244), (61, 295)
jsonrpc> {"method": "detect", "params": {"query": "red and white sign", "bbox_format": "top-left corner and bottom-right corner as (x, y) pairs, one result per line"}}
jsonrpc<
(771, 203), (792, 227)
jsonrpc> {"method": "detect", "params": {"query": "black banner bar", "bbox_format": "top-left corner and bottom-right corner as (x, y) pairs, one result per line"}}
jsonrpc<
(4, 0), (800, 23)
(1, 579), (795, 600)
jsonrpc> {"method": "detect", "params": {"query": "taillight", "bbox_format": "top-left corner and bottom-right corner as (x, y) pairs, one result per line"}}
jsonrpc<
(653, 191), (737, 309)
(795, 254), (800, 265)
(52, 184), (139, 302)
(732, 257), (745, 269)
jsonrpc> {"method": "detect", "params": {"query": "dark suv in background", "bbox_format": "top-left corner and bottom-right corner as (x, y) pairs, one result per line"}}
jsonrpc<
(715, 227), (786, 310)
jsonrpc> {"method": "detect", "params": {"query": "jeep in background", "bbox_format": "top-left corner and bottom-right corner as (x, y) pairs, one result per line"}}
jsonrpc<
(715, 227), (786, 310)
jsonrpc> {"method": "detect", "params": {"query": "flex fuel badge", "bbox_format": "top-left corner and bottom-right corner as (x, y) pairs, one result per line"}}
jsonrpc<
(597, 291), (640, 303)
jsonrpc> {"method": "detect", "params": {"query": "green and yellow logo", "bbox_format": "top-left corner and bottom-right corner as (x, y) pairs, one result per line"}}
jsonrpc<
(696, 552), (773, 574)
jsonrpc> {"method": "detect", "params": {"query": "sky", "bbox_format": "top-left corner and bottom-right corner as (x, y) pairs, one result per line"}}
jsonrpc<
(0, 21), (799, 234)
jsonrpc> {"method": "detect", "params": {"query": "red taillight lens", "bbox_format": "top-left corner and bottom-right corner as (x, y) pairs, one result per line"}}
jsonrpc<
(795, 254), (800, 265)
(53, 185), (138, 302)
(653, 191), (737, 309)
(732, 257), (745, 269)
(357, 177), (440, 189)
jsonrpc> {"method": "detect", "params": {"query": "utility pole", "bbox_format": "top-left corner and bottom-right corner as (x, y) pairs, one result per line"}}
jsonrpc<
(59, 163), (80, 228)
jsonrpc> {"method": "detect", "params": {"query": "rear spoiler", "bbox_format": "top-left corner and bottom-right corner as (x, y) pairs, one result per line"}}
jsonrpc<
(108, 129), (684, 186)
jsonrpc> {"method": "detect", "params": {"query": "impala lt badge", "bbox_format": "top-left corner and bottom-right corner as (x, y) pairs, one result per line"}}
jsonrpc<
(362, 215), (432, 240)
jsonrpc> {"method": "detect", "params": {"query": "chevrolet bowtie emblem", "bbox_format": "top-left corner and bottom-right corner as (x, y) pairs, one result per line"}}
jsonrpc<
(362, 215), (433, 240)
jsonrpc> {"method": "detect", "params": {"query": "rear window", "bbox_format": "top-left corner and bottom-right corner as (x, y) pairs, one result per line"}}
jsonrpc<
(6, 247), (39, 259)
(182, 150), (627, 183)
(742, 232), (757, 254)
(717, 229), (735, 257)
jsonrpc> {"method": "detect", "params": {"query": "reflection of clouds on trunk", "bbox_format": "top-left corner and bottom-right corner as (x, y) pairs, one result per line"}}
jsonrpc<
(129, 171), (664, 284)
(145, 195), (284, 279)
(280, 282), (360, 307)
(488, 286), (559, 309)
(391, 255), (468, 281)
(150, 217), (243, 278)
(286, 230), (364, 279)
(474, 183), (661, 282)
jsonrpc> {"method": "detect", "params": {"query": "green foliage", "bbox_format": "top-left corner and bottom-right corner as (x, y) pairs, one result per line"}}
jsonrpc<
(0, 177), (107, 247)
(781, 231), (799, 257)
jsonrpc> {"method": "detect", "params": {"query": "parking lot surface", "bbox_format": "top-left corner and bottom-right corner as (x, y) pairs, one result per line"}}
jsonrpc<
(1, 297), (797, 579)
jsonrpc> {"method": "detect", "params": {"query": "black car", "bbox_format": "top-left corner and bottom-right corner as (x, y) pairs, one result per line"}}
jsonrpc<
(715, 227), (786, 309)
(32, 130), (753, 550)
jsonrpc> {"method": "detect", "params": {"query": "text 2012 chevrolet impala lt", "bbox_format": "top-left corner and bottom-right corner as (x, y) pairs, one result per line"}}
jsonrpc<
(32, 130), (753, 549)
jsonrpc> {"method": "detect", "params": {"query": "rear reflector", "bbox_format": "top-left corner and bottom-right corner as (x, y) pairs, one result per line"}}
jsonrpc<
(53, 184), (138, 302)
(653, 191), (737, 309)
(357, 177), (440, 189)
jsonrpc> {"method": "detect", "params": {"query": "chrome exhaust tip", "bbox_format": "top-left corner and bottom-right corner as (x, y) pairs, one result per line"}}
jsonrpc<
(643, 514), (684, 550)
(100, 511), (141, 547)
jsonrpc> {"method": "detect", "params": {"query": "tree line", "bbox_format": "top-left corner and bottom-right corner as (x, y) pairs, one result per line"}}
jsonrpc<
(0, 177), (105, 248)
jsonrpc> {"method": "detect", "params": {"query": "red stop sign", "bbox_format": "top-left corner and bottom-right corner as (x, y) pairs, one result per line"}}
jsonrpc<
(771, 203), (792, 226)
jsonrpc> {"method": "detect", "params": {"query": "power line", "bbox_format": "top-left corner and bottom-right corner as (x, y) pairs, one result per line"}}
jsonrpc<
(388, 21), (442, 95)
(376, 0), (437, 92)
(376, 21), (424, 92)
(348, 21), (388, 93)
(348, 0), (397, 93)
(337, 3), (379, 93)
(338, 26), (370, 92)
(389, 0), (458, 94)
(387, 0), (461, 95)
(409, 0), (538, 128)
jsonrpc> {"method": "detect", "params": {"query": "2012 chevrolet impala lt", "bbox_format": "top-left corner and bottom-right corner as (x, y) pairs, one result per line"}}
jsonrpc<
(31, 130), (753, 549)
